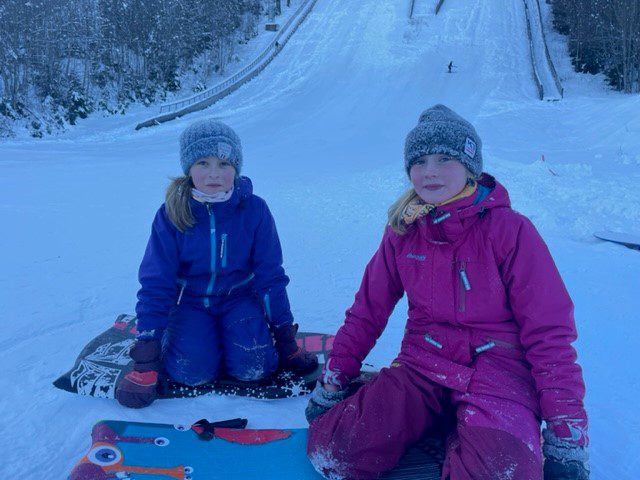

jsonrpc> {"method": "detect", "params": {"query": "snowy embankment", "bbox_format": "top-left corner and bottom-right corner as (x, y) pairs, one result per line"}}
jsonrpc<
(1, 0), (639, 478)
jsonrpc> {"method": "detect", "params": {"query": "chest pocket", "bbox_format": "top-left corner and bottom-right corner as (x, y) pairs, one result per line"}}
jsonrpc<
(396, 252), (436, 317)
(179, 225), (210, 275)
(454, 257), (505, 320)
(217, 229), (253, 273)
(396, 254), (430, 289)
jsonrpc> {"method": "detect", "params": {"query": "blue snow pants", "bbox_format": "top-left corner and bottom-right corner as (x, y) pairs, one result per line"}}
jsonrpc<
(162, 295), (279, 385)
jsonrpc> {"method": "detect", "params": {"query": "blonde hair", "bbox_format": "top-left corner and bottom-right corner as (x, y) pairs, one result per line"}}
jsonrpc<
(387, 188), (420, 235)
(165, 176), (195, 232)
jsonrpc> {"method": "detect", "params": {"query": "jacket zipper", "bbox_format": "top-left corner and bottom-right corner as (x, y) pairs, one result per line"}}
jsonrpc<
(176, 279), (187, 305)
(204, 204), (217, 309)
(424, 334), (443, 349)
(432, 212), (451, 224)
(228, 273), (255, 295)
(458, 260), (471, 312)
(264, 293), (272, 323)
(430, 209), (449, 242)
(220, 233), (228, 268)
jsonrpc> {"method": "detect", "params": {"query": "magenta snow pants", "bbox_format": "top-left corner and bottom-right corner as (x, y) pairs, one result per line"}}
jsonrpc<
(307, 365), (542, 480)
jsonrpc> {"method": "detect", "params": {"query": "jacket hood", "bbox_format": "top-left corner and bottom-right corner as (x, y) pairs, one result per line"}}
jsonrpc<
(234, 175), (254, 200)
(414, 173), (511, 244)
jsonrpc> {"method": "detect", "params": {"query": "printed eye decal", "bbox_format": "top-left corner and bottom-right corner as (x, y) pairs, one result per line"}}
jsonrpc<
(154, 437), (170, 447)
(174, 424), (189, 431)
(87, 445), (122, 466)
(184, 466), (194, 474)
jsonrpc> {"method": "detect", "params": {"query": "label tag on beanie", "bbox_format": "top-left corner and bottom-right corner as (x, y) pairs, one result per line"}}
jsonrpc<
(217, 142), (232, 160)
(464, 137), (477, 159)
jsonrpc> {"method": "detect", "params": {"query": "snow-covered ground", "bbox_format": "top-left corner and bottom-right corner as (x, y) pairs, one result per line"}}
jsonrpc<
(1, 0), (639, 478)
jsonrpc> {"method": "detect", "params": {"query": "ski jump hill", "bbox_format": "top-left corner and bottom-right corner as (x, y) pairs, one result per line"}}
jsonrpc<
(137, 0), (562, 129)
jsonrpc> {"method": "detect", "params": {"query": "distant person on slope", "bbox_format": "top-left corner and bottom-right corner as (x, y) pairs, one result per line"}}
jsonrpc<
(116, 119), (317, 409)
(448, 60), (453, 73)
(305, 105), (589, 479)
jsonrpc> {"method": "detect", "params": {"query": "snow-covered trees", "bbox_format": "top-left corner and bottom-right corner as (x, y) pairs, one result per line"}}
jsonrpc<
(550, 0), (640, 93)
(0, 0), (270, 136)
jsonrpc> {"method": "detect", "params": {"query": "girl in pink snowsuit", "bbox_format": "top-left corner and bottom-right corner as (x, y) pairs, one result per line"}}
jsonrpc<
(306, 105), (589, 480)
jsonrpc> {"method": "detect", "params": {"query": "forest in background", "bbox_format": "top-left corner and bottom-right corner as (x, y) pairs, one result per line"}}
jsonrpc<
(0, 0), (283, 137)
(549, 0), (639, 93)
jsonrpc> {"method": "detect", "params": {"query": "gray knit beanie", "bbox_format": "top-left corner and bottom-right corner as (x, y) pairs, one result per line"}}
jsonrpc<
(404, 104), (482, 178)
(179, 119), (243, 175)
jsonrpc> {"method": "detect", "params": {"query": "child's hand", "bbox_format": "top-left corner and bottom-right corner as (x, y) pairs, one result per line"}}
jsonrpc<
(542, 426), (589, 480)
(116, 370), (159, 408)
(115, 339), (162, 409)
(305, 382), (349, 424)
(273, 323), (319, 374)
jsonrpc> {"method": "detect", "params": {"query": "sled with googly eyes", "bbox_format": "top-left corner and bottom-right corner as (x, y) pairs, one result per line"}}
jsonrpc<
(68, 418), (444, 479)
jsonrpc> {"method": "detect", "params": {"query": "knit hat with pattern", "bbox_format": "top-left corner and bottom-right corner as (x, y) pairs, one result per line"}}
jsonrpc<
(404, 104), (483, 178)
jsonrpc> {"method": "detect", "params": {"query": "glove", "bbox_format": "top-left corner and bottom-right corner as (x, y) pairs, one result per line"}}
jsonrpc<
(543, 426), (590, 480)
(305, 382), (351, 424)
(115, 339), (162, 408)
(273, 323), (319, 374)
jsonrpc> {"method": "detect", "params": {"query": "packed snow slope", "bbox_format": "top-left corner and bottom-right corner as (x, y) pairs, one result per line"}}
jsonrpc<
(1, 1), (639, 478)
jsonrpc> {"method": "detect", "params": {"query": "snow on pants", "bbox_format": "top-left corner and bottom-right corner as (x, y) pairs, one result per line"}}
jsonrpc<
(307, 364), (542, 480)
(162, 296), (279, 385)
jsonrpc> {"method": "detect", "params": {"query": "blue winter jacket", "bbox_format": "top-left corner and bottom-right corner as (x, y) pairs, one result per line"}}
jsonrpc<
(135, 176), (293, 337)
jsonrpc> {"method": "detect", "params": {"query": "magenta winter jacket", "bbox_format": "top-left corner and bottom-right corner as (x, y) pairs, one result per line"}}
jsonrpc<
(325, 174), (587, 430)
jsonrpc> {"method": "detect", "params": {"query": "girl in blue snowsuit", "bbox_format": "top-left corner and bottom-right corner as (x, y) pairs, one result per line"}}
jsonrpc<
(116, 119), (318, 408)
